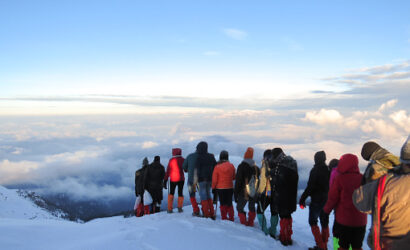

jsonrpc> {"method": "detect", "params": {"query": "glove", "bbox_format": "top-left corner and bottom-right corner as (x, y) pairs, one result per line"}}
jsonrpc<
(163, 180), (167, 189)
(299, 204), (305, 210)
(298, 197), (306, 208)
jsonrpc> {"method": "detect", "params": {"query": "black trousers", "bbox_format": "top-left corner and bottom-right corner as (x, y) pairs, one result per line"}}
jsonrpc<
(309, 201), (329, 227)
(170, 181), (184, 197)
(216, 189), (233, 206)
(338, 223), (366, 249)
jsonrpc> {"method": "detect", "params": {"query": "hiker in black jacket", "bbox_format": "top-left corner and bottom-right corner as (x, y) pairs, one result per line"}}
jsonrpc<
(144, 156), (165, 213)
(299, 151), (330, 250)
(134, 157), (149, 216)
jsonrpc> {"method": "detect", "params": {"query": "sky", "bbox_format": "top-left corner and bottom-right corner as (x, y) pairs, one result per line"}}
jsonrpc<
(0, 1), (409, 201)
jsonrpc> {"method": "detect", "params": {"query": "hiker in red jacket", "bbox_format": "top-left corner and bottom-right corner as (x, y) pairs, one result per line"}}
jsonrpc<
(323, 154), (367, 250)
(164, 148), (185, 213)
(212, 150), (236, 221)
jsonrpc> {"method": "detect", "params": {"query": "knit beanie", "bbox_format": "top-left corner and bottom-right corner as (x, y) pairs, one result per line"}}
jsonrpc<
(328, 159), (339, 170)
(400, 136), (410, 164)
(361, 141), (381, 161)
(272, 148), (283, 159)
(244, 147), (254, 159)
(219, 150), (229, 161)
(314, 151), (326, 164)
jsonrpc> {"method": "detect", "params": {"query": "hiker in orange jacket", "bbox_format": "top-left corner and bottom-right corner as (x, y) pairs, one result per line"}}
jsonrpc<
(212, 150), (236, 221)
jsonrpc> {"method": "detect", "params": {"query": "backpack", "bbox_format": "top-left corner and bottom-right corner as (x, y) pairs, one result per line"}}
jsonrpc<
(246, 165), (259, 199)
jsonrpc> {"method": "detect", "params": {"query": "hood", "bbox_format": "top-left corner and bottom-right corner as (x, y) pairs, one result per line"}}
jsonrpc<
(337, 154), (359, 174)
(243, 158), (255, 166)
(153, 155), (160, 163)
(196, 141), (208, 154)
(314, 151), (326, 164)
(172, 148), (182, 157)
(219, 150), (229, 161)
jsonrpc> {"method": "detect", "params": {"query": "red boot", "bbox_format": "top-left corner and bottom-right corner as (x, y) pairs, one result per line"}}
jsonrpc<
(321, 227), (329, 249)
(247, 211), (256, 227)
(227, 206), (234, 221)
(207, 199), (215, 219)
(311, 225), (326, 250)
(190, 197), (200, 216)
(135, 203), (144, 217)
(201, 200), (210, 218)
(286, 218), (293, 245)
(220, 205), (227, 220)
(143, 205), (150, 215)
(238, 212), (247, 225)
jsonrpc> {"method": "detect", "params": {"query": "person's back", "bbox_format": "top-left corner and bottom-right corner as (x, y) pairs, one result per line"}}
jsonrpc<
(144, 156), (165, 213)
(196, 141), (217, 182)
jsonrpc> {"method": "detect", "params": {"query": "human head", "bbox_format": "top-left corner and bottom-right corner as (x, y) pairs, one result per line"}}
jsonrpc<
(244, 147), (254, 159)
(263, 149), (272, 160)
(361, 141), (381, 161)
(314, 151), (326, 164)
(154, 156), (160, 162)
(142, 157), (149, 166)
(219, 150), (229, 161)
(328, 159), (339, 170)
(196, 141), (208, 154)
(272, 148), (283, 159)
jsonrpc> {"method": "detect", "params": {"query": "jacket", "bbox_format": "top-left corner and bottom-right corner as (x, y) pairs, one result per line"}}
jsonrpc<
(165, 148), (185, 182)
(235, 159), (260, 198)
(363, 147), (400, 184)
(269, 153), (299, 215)
(300, 159), (330, 205)
(323, 154), (367, 227)
(353, 166), (410, 250)
(144, 160), (165, 196)
(212, 161), (236, 189)
(196, 142), (217, 182)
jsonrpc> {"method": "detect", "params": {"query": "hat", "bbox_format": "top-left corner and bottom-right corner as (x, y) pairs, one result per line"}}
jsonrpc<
(219, 150), (229, 161)
(272, 148), (283, 159)
(314, 151), (326, 164)
(244, 147), (254, 159)
(142, 157), (149, 166)
(361, 141), (381, 161)
(400, 136), (410, 164)
(154, 156), (160, 162)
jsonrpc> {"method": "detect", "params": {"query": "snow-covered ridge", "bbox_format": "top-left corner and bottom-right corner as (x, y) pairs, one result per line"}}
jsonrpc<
(0, 185), (67, 220)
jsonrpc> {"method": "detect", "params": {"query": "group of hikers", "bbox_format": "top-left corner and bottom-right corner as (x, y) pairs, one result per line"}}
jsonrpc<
(134, 136), (410, 250)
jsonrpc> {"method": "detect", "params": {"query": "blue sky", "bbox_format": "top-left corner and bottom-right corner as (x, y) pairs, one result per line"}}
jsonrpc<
(1, 1), (409, 103)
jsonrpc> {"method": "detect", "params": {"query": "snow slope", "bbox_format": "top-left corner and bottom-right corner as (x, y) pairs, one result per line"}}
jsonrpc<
(0, 185), (371, 250)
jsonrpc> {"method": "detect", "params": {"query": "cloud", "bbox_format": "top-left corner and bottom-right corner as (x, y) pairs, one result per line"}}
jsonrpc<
(223, 28), (248, 40)
(390, 110), (410, 133)
(142, 141), (158, 149)
(303, 109), (344, 125)
(378, 99), (398, 113)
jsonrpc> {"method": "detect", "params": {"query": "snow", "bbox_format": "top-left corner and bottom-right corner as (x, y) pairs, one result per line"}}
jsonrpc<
(0, 185), (371, 250)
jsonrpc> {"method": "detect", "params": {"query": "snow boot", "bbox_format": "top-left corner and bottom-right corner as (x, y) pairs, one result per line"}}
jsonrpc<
(207, 199), (215, 220)
(269, 214), (279, 239)
(279, 218), (287, 245)
(201, 200), (210, 218)
(143, 205), (150, 215)
(247, 211), (256, 227)
(322, 227), (329, 248)
(311, 225), (326, 250)
(135, 203), (144, 217)
(238, 212), (247, 225)
(257, 213), (269, 235)
(167, 194), (174, 213)
(190, 197), (200, 216)
(220, 205), (228, 220)
(286, 218), (293, 245)
(227, 205), (234, 221)
(177, 196), (184, 213)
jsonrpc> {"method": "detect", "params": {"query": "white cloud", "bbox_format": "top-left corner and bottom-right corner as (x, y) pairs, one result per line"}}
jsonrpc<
(390, 110), (410, 133)
(142, 141), (158, 149)
(378, 99), (398, 113)
(223, 28), (248, 40)
(303, 109), (344, 125)
(0, 160), (39, 185)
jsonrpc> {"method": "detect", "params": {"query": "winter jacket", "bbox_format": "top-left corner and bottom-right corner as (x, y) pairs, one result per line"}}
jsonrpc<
(363, 147), (400, 184)
(323, 154), (367, 227)
(144, 159), (165, 201)
(353, 166), (410, 250)
(135, 165), (148, 196)
(165, 148), (185, 183)
(196, 142), (217, 182)
(212, 161), (236, 189)
(182, 152), (198, 185)
(269, 152), (299, 215)
(300, 153), (330, 205)
(235, 159), (260, 198)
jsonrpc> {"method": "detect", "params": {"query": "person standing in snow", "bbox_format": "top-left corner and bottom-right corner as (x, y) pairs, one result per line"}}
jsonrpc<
(361, 141), (400, 184)
(323, 154), (367, 250)
(196, 141), (217, 219)
(256, 149), (279, 238)
(182, 143), (202, 216)
(134, 157), (149, 216)
(164, 148), (185, 213)
(212, 150), (236, 221)
(234, 147), (259, 227)
(144, 156), (165, 213)
(353, 136), (410, 250)
(299, 151), (330, 250)
(268, 147), (298, 246)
